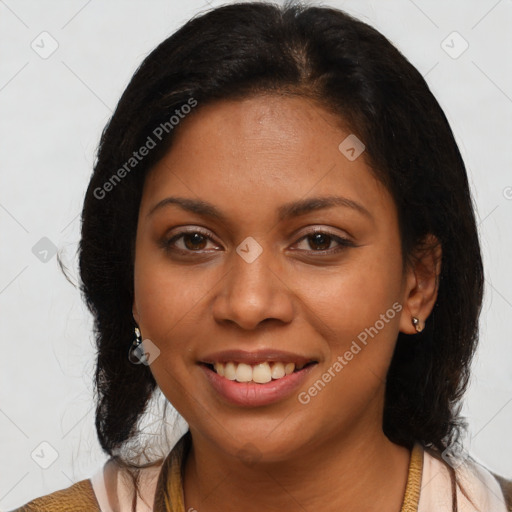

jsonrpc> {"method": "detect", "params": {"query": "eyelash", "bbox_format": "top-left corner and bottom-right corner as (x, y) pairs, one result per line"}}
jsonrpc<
(161, 228), (356, 255)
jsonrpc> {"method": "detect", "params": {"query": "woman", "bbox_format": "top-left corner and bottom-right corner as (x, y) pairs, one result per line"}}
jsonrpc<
(11, 2), (511, 511)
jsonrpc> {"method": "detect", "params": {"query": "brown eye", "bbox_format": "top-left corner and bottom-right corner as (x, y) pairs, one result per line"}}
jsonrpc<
(307, 232), (333, 251)
(293, 230), (356, 254)
(182, 232), (208, 250)
(161, 229), (219, 254)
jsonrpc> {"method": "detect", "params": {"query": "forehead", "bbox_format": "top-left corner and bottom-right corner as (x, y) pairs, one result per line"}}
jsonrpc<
(166, 94), (352, 162)
(140, 94), (394, 227)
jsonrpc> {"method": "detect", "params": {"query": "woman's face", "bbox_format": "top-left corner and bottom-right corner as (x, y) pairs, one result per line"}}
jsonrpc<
(133, 95), (417, 461)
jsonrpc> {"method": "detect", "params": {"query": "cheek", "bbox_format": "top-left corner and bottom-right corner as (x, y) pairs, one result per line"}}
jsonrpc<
(295, 255), (403, 426)
(133, 256), (206, 412)
(132, 245), (209, 353)
(290, 243), (404, 349)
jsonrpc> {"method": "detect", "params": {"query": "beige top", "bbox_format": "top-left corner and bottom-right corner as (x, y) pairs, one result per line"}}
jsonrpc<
(11, 432), (510, 511)
(90, 432), (424, 512)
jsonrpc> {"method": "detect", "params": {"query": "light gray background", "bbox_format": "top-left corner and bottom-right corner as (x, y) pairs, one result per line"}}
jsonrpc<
(1, 0), (511, 509)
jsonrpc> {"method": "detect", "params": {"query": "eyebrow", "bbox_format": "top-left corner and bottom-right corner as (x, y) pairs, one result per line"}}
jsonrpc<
(147, 195), (373, 222)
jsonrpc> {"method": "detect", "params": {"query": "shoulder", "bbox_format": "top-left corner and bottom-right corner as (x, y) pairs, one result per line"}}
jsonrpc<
(8, 478), (100, 512)
(90, 456), (164, 512)
(420, 446), (511, 512)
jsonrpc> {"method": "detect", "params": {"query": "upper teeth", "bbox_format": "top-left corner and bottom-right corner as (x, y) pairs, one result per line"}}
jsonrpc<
(213, 361), (305, 383)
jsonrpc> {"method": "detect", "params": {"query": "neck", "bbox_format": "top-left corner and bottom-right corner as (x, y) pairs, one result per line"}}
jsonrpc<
(182, 417), (411, 512)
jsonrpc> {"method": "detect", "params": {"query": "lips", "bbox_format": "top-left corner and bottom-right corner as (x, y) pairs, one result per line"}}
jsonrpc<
(198, 349), (318, 406)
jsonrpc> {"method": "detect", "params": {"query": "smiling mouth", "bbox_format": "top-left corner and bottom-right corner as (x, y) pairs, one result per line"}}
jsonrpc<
(201, 360), (318, 384)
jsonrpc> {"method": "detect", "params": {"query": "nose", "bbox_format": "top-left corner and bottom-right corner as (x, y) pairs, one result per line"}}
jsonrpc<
(211, 244), (295, 331)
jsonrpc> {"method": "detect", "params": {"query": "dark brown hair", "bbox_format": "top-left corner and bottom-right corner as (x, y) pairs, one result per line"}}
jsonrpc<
(77, 2), (483, 508)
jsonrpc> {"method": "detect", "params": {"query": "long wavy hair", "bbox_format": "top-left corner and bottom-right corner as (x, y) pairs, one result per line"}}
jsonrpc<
(77, 2), (483, 509)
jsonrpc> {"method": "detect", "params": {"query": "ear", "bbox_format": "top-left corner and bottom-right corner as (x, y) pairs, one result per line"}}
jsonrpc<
(399, 234), (442, 335)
